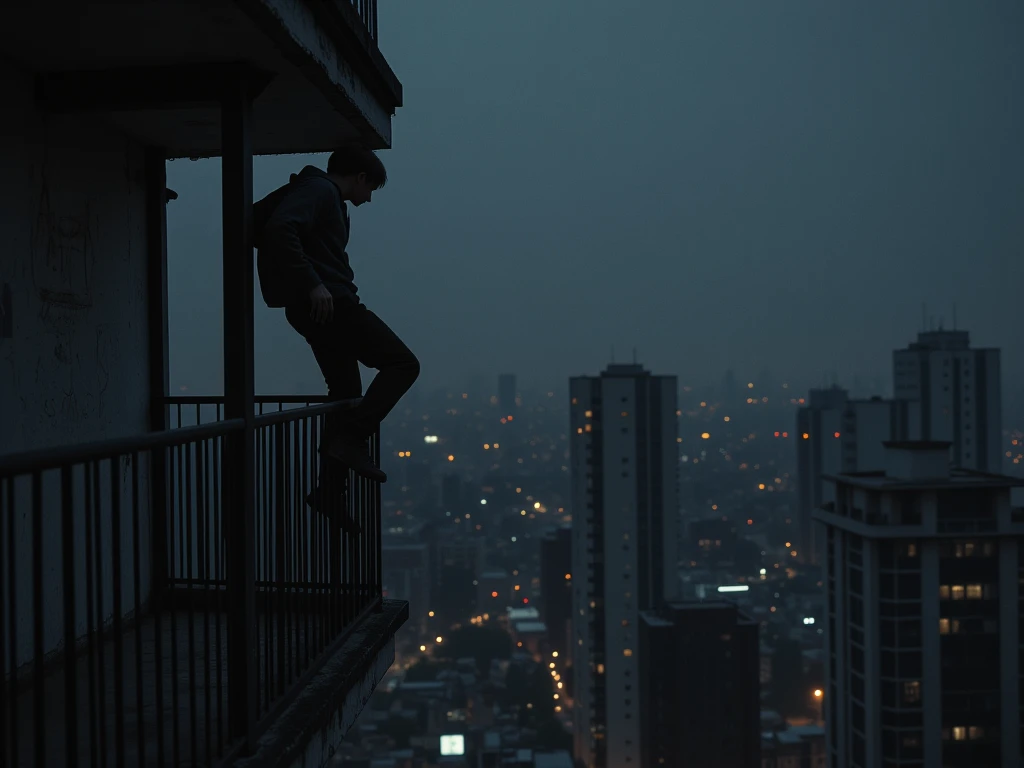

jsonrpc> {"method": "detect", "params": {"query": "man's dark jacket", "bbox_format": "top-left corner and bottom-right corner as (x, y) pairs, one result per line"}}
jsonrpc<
(255, 165), (356, 308)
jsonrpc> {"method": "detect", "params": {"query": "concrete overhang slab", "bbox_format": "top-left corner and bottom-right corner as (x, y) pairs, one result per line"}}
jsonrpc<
(1, 0), (402, 155)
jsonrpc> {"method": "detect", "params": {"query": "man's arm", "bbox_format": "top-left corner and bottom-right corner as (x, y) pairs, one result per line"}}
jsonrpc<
(261, 178), (333, 296)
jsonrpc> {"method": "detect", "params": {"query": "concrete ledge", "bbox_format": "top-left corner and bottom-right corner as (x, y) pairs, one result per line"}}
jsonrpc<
(233, 599), (409, 768)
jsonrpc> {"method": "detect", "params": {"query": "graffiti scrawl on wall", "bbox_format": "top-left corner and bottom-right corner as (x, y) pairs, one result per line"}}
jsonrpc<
(31, 180), (95, 310)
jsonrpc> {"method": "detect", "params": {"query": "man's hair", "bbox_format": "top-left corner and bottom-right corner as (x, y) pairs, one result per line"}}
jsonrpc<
(327, 144), (387, 188)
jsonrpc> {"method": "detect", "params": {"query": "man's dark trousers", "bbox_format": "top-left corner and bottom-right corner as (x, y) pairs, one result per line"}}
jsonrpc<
(285, 292), (420, 484)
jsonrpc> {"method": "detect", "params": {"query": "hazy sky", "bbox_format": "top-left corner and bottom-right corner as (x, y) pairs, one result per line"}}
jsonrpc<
(167, 0), (1023, 397)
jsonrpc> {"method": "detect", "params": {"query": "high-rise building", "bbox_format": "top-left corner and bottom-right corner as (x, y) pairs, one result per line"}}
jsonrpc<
(569, 363), (680, 768)
(815, 441), (1024, 768)
(892, 329), (1002, 472)
(498, 373), (517, 413)
(639, 602), (760, 768)
(382, 537), (432, 634)
(540, 526), (573, 658)
(434, 538), (483, 624)
(796, 388), (907, 564)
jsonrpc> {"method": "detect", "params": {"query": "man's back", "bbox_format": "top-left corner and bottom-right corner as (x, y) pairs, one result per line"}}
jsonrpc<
(256, 165), (357, 308)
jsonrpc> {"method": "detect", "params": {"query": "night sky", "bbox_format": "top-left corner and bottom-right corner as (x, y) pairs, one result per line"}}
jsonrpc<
(166, 0), (1023, 396)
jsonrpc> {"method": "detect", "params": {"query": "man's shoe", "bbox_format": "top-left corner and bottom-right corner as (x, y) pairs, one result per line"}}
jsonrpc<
(305, 487), (362, 534)
(324, 434), (388, 483)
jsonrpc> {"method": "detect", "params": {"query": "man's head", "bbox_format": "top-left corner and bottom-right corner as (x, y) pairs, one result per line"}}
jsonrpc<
(326, 144), (387, 206)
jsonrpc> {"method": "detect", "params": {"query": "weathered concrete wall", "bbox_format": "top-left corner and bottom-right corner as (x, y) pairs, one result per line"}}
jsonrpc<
(0, 66), (151, 454)
(0, 61), (154, 669)
(255, 0), (393, 145)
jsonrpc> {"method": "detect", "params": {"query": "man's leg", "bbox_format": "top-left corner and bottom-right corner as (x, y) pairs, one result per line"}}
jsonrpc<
(284, 304), (364, 527)
(327, 300), (420, 451)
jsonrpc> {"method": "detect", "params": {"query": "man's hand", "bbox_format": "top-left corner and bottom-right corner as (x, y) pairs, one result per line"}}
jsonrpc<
(309, 284), (333, 324)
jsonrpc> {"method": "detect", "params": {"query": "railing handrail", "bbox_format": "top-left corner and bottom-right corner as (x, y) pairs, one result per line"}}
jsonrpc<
(166, 394), (334, 405)
(0, 419), (246, 478)
(0, 397), (360, 477)
(253, 399), (359, 428)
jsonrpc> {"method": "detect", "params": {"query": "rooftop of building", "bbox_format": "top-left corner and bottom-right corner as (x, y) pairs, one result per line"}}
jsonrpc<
(533, 752), (574, 768)
(825, 466), (1024, 491)
(641, 600), (757, 626)
(513, 620), (547, 634)
(507, 606), (541, 621)
(824, 440), (1024, 491)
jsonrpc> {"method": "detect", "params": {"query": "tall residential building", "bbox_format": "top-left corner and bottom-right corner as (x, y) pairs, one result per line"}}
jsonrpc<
(434, 537), (483, 625)
(892, 329), (1002, 472)
(815, 441), (1024, 768)
(540, 526), (573, 658)
(639, 602), (760, 768)
(382, 537), (432, 635)
(498, 373), (517, 413)
(796, 387), (906, 564)
(569, 363), (680, 768)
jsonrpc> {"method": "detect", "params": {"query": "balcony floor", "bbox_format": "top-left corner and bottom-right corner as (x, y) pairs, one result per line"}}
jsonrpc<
(8, 599), (386, 767)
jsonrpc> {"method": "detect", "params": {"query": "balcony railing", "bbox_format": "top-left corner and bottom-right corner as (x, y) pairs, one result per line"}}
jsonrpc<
(348, 0), (378, 42)
(0, 396), (380, 766)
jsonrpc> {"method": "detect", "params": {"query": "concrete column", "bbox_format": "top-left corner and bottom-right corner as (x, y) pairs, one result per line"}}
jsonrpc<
(221, 71), (257, 749)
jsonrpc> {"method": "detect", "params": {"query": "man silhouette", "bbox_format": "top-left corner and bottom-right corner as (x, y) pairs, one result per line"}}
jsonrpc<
(257, 145), (419, 516)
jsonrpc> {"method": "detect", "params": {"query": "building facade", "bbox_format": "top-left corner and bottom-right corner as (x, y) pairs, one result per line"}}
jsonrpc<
(639, 602), (761, 768)
(569, 363), (679, 768)
(892, 330), (1002, 472)
(797, 388), (907, 564)
(815, 441), (1024, 768)
(540, 526), (573, 658)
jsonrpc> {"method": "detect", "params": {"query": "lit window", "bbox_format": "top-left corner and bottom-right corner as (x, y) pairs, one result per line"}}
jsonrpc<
(939, 585), (950, 600)
(966, 584), (982, 599)
(951, 585), (965, 600)
(903, 681), (921, 703)
(952, 726), (966, 742)
(906, 543), (917, 557)
(623, 649), (633, 657)
(969, 726), (984, 740)
(939, 618), (950, 635)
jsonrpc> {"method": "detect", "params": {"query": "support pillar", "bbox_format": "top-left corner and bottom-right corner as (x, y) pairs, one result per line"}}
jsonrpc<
(145, 147), (170, 608)
(221, 72), (257, 749)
